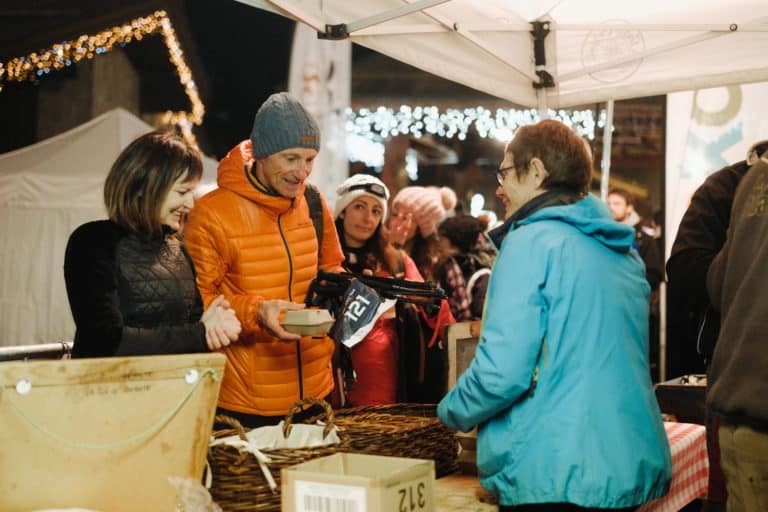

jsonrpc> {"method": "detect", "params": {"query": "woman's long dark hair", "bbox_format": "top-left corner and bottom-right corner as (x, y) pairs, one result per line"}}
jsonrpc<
(408, 231), (442, 282)
(335, 218), (402, 276)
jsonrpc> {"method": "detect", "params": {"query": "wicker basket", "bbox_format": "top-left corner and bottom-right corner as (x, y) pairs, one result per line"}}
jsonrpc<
(323, 403), (459, 477)
(208, 398), (347, 512)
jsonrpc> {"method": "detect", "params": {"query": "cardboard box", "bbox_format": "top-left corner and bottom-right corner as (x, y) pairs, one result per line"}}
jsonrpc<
(0, 353), (226, 512)
(282, 453), (435, 512)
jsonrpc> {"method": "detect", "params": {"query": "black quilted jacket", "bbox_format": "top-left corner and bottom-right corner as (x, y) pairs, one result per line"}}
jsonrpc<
(64, 220), (207, 358)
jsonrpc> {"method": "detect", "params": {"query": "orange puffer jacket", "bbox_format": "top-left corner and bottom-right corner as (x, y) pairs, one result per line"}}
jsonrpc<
(184, 140), (344, 416)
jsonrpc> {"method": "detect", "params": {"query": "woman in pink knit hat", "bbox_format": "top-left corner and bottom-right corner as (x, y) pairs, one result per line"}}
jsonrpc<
(389, 185), (457, 281)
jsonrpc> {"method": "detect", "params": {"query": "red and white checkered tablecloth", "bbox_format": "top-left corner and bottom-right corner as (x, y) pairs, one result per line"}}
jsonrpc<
(638, 422), (709, 512)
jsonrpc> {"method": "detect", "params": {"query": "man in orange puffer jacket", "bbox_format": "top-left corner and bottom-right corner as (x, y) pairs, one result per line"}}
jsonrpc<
(185, 92), (344, 427)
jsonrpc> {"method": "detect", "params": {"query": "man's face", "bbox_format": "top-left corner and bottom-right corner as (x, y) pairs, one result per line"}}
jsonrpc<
(607, 193), (632, 222)
(496, 152), (542, 219)
(255, 147), (318, 199)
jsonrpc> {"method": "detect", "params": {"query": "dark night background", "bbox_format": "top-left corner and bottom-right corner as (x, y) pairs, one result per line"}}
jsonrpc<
(0, 0), (488, 159)
(183, 1), (296, 157)
(0, 1), (305, 158)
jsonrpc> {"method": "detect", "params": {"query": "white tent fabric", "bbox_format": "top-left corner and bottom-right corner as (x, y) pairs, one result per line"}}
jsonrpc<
(242, 0), (768, 109)
(0, 108), (218, 346)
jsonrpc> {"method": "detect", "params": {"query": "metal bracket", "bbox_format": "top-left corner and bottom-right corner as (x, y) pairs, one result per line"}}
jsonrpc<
(533, 70), (555, 89)
(531, 21), (555, 90)
(318, 23), (350, 40)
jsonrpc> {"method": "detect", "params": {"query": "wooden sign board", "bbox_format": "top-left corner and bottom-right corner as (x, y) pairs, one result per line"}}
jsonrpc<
(446, 320), (481, 389)
(0, 353), (226, 512)
(445, 321), (481, 475)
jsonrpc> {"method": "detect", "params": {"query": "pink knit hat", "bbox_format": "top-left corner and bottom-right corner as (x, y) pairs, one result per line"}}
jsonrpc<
(392, 186), (457, 237)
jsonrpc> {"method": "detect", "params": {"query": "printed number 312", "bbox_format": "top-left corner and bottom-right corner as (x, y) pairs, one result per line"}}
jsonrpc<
(398, 482), (426, 512)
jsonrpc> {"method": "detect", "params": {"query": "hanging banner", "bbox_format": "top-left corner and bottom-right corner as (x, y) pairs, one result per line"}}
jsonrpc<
(288, 22), (351, 205)
(665, 82), (768, 258)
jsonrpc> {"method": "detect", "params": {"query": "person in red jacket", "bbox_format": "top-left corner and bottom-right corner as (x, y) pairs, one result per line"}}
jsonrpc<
(184, 93), (344, 427)
(333, 174), (424, 406)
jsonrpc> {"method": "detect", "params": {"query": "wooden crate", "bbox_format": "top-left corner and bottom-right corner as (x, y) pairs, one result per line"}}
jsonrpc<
(0, 353), (226, 512)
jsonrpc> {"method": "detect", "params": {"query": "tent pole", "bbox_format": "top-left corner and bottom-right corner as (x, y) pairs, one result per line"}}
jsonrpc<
(600, 99), (615, 202)
(537, 88), (549, 119)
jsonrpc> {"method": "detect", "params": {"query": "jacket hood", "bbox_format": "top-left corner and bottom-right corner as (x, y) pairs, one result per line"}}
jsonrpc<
(520, 193), (635, 253)
(216, 139), (306, 214)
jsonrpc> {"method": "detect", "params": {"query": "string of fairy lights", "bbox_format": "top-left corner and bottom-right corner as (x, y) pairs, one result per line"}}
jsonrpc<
(345, 105), (604, 172)
(346, 105), (601, 143)
(0, 11), (204, 144)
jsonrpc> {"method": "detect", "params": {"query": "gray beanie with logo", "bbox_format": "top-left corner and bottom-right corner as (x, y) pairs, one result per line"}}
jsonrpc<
(250, 92), (321, 159)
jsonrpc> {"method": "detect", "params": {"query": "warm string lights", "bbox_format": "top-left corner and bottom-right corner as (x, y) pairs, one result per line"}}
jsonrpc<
(158, 15), (203, 126)
(346, 105), (599, 143)
(1, 11), (204, 144)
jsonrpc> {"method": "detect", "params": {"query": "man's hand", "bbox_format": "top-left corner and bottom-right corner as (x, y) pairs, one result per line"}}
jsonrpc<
(257, 299), (305, 341)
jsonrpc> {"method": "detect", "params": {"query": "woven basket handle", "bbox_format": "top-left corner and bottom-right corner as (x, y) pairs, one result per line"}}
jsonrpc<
(283, 397), (335, 440)
(213, 414), (248, 442)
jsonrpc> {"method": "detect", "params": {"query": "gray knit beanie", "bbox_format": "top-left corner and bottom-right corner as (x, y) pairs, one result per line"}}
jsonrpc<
(250, 92), (321, 159)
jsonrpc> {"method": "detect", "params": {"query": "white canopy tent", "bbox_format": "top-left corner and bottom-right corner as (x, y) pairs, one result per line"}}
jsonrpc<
(0, 108), (218, 347)
(243, 0), (768, 110)
(241, 0), (767, 381)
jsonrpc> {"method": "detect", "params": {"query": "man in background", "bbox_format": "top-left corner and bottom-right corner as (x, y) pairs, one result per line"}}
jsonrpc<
(607, 188), (664, 291)
(667, 139), (768, 511)
(608, 188), (664, 381)
(706, 152), (768, 512)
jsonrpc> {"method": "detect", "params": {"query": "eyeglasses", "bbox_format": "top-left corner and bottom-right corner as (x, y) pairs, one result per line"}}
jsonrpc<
(496, 164), (515, 185)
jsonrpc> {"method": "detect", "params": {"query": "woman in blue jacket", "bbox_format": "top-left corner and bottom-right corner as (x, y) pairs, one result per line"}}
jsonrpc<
(438, 120), (671, 511)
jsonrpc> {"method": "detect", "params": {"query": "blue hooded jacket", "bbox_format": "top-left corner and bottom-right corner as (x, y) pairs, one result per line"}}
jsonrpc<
(438, 193), (671, 508)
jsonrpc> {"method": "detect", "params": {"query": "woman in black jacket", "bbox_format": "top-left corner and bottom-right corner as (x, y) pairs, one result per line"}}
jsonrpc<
(64, 129), (240, 358)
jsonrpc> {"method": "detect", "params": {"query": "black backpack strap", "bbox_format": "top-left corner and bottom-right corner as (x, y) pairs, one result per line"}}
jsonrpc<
(304, 183), (323, 259)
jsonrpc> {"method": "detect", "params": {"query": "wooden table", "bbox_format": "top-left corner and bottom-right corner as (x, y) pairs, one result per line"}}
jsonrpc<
(435, 474), (498, 511)
(435, 422), (707, 512)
